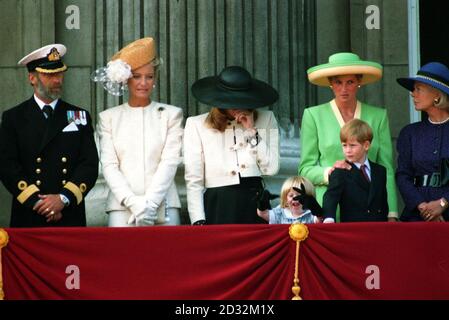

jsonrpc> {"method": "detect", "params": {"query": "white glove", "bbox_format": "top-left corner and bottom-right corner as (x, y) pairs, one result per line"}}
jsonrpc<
(135, 199), (159, 226)
(123, 195), (147, 225)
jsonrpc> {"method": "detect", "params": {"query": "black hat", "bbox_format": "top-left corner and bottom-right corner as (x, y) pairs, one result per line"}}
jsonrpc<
(18, 44), (67, 73)
(191, 66), (279, 109)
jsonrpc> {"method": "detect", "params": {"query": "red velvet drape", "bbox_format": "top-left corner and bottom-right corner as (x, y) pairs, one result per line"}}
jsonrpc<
(2, 223), (449, 300)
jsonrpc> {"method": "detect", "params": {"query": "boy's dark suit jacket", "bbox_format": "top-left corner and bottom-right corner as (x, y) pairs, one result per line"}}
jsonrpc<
(0, 97), (99, 227)
(323, 161), (389, 222)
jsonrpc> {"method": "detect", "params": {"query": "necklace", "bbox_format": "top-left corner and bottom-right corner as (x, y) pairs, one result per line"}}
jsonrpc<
(428, 117), (449, 125)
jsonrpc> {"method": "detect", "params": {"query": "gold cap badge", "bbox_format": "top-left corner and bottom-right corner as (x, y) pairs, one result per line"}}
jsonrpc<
(48, 47), (61, 62)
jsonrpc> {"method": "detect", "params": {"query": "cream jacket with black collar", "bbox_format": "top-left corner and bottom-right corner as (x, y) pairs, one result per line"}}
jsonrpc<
(97, 101), (183, 221)
(184, 110), (280, 223)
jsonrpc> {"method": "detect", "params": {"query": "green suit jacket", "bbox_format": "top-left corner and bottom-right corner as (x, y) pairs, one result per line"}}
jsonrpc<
(298, 100), (398, 217)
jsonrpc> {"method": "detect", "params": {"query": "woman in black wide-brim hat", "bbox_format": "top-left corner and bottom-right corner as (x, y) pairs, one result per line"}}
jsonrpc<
(396, 62), (449, 222)
(184, 66), (280, 224)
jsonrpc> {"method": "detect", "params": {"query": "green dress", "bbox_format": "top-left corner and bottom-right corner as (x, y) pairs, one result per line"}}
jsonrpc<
(298, 100), (398, 218)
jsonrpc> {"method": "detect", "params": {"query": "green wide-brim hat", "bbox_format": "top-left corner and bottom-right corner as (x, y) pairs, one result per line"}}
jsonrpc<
(307, 52), (383, 86)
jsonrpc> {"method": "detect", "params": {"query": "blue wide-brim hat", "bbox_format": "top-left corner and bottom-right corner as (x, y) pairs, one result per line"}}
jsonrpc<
(397, 62), (449, 96)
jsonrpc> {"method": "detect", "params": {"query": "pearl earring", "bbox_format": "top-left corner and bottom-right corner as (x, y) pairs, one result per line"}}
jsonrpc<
(153, 84), (156, 89)
(358, 85), (361, 88)
(329, 85), (333, 89)
(434, 98), (441, 104)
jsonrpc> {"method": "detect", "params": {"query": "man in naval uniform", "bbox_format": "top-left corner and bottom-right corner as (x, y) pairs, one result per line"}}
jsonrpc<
(0, 44), (99, 227)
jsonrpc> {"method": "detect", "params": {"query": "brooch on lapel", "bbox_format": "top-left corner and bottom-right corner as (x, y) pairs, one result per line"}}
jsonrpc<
(157, 106), (164, 119)
(67, 110), (87, 125)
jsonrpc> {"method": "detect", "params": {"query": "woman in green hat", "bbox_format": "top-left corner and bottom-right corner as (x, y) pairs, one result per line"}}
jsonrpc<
(298, 52), (398, 221)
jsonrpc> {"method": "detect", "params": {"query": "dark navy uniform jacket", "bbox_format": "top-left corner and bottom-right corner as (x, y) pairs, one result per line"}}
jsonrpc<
(0, 97), (99, 227)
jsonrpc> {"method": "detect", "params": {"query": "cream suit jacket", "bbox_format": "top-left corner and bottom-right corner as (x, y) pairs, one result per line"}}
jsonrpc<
(184, 110), (280, 223)
(97, 102), (183, 221)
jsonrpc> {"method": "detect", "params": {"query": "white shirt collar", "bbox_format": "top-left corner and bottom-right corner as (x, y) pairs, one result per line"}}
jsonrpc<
(34, 94), (58, 111)
(353, 158), (371, 172)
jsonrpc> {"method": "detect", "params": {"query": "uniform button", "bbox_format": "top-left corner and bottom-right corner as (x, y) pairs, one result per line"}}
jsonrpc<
(36, 157), (42, 163)
(36, 168), (41, 174)
(231, 171), (237, 176)
(62, 180), (66, 185)
(241, 164), (246, 169)
(62, 157), (67, 163)
(239, 143), (244, 147)
(36, 180), (41, 186)
(62, 169), (67, 174)
(228, 122), (232, 125)
(434, 150), (438, 154)
(252, 150), (257, 155)
(367, 210), (371, 214)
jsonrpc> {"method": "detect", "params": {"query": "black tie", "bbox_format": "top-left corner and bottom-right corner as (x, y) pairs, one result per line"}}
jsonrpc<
(43, 105), (53, 119)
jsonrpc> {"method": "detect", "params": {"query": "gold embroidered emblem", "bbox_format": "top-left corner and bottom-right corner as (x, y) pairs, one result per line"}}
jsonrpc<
(47, 47), (61, 62)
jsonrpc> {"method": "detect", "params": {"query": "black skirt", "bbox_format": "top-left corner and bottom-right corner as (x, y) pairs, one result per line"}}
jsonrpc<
(204, 177), (266, 224)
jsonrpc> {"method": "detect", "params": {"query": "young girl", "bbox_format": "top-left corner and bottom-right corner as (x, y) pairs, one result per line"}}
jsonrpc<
(257, 176), (322, 224)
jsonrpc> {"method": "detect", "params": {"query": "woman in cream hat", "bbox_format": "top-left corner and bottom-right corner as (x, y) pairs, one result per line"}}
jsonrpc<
(93, 38), (183, 227)
(298, 52), (399, 222)
(185, 66), (280, 225)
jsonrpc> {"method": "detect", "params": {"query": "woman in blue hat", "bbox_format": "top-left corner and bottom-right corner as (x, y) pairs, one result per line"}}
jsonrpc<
(396, 62), (449, 222)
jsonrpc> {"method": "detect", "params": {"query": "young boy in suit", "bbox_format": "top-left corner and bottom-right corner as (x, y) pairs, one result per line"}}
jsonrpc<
(323, 119), (388, 223)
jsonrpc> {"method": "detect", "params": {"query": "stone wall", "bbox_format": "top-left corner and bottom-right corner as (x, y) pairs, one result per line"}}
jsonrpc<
(0, 0), (410, 226)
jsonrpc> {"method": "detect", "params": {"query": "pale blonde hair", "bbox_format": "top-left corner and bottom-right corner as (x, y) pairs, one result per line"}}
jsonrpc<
(432, 89), (449, 109)
(280, 176), (315, 208)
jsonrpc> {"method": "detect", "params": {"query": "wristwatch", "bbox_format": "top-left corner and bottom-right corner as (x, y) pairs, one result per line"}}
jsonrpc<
(60, 194), (70, 207)
(440, 197), (448, 210)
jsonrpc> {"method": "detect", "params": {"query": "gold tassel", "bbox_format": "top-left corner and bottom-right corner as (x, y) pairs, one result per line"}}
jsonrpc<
(0, 229), (9, 300)
(289, 223), (309, 300)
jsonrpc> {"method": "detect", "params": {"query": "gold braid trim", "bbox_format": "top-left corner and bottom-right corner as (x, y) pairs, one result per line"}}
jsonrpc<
(0, 229), (9, 300)
(63, 182), (83, 205)
(35, 65), (67, 73)
(289, 223), (309, 300)
(17, 184), (40, 204)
